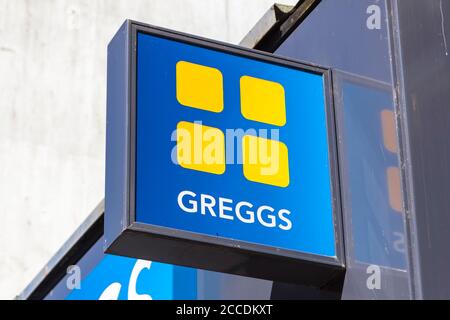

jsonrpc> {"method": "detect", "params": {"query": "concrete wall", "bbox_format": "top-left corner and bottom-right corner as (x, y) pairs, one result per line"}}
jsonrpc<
(0, 0), (297, 299)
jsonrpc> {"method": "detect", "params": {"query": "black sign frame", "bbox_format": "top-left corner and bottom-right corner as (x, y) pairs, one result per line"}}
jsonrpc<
(104, 20), (345, 287)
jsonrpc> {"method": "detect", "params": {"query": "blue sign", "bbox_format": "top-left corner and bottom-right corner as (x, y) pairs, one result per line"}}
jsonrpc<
(135, 31), (336, 256)
(41, 236), (197, 300)
(66, 255), (197, 300)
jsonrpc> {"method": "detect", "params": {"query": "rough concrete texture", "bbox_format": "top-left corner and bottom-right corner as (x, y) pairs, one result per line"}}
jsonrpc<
(0, 0), (298, 299)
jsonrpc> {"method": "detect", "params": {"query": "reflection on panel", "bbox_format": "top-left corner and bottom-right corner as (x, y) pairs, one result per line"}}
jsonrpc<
(334, 71), (410, 299)
(335, 72), (406, 270)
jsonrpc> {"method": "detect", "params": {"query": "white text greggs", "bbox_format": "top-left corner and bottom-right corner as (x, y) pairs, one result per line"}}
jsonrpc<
(177, 190), (292, 231)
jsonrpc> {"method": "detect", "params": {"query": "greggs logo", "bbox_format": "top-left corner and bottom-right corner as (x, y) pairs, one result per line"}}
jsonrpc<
(172, 60), (290, 188)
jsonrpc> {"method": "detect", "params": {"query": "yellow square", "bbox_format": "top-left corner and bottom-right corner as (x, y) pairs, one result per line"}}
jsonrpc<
(176, 61), (224, 113)
(242, 135), (289, 187)
(176, 121), (225, 175)
(240, 75), (286, 126)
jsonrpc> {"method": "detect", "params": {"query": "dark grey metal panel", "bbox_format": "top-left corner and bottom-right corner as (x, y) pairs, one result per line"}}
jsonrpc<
(245, 0), (321, 53)
(276, 0), (412, 299)
(277, 0), (393, 83)
(239, 3), (294, 49)
(197, 271), (272, 300)
(392, 0), (450, 299)
(104, 20), (132, 251)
